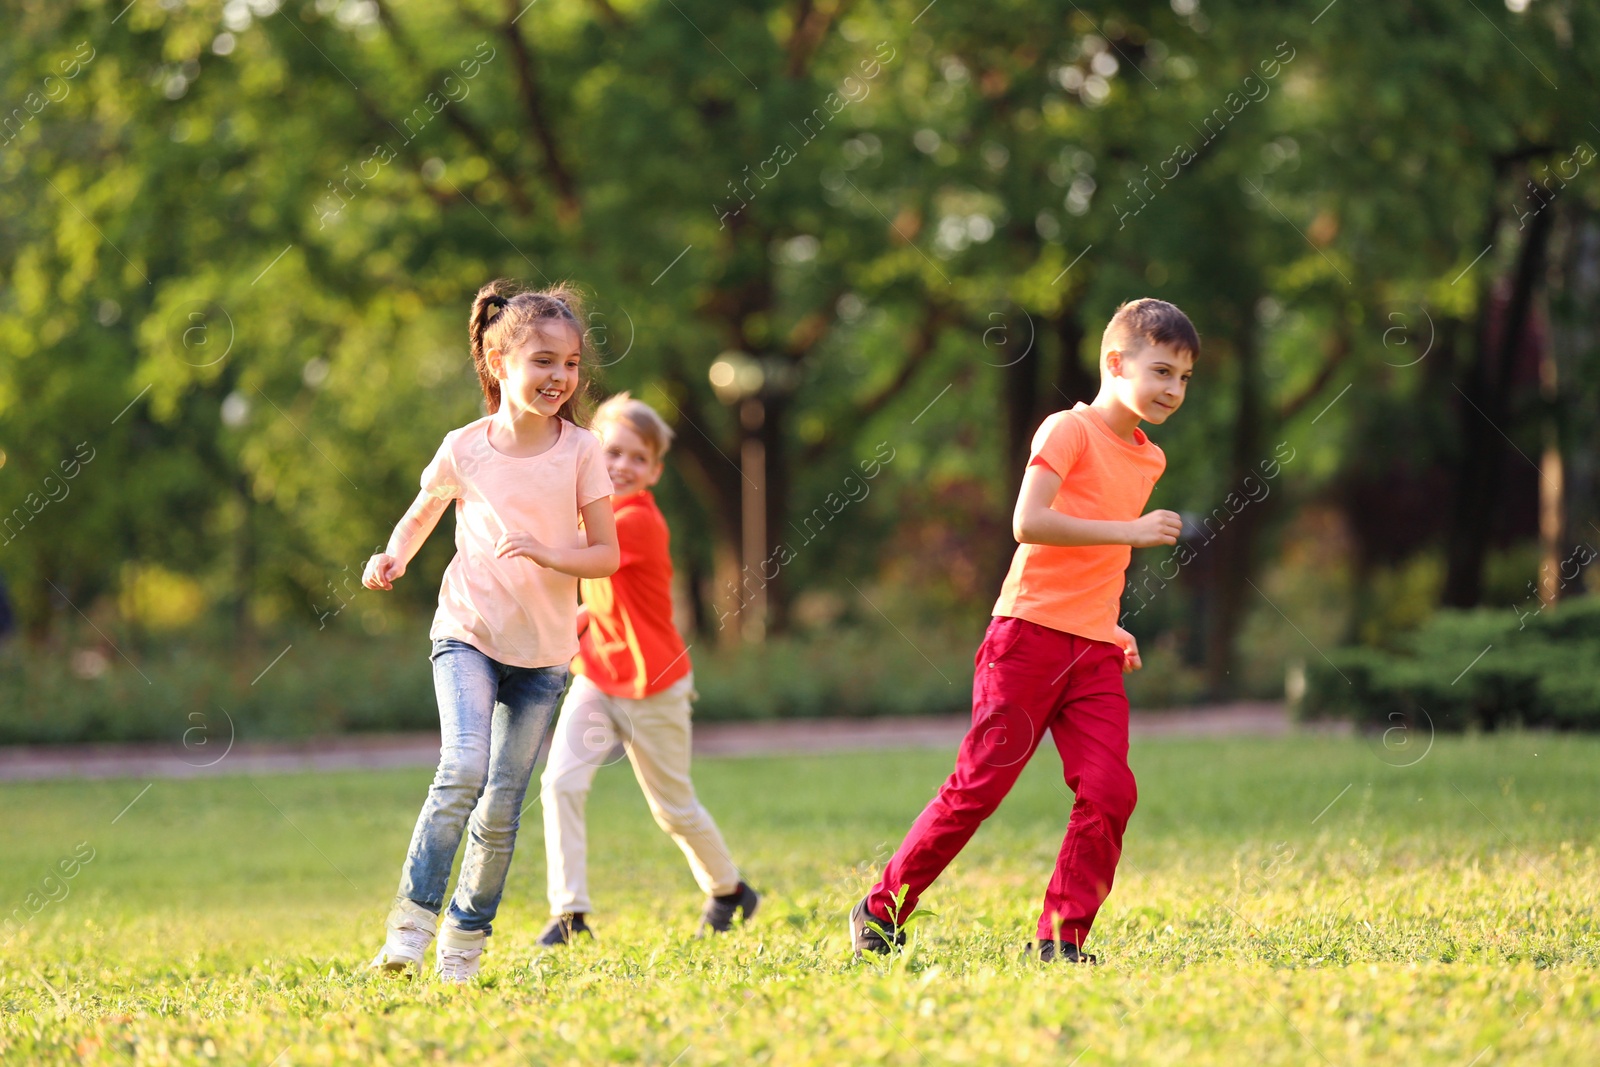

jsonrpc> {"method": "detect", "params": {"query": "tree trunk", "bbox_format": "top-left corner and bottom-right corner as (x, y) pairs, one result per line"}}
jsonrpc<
(232, 473), (255, 648)
(1537, 290), (1563, 605)
(661, 385), (744, 646)
(1202, 320), (1264, 698)
(684, 548), (712, 637)
(759, 388), (791, 635)
(1002, 309), (1044, 482)
(1054, 308), (1094, 408)
(1443, 191), (1555, 606)
(995, 310), (1044, 593)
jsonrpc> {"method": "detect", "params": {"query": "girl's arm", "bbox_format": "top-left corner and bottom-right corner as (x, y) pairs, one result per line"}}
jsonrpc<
(1012, 464), (1182, 548)
(363, 490), (452, 590)
(494, 497), (620, 579)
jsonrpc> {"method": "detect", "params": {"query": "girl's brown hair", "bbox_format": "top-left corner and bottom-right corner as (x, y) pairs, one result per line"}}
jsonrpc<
(468, 279), (595, 424)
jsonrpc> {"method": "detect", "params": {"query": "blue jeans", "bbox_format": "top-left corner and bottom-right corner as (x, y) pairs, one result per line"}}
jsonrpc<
(395, 638), (568, 934)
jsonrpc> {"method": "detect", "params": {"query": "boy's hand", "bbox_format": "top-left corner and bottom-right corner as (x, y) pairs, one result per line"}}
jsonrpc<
(362, 553), (405, 590)
(495, 531), (554, 567)
(1113, 626), (1142, 673)
(1127, 509), (1182, 547)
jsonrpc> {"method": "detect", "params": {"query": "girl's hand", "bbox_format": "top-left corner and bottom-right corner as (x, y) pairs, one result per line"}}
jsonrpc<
(495, 531), (554, 567)
(1113, 625), (1142, 673)
(363, 553), (405, 590)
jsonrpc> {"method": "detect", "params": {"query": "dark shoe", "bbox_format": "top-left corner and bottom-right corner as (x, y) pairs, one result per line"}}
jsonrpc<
(699, 882), (760, 935)
(849, 896), (906, 957)
(536, 913), (593, 947)
(1032, 939), (1097, 964)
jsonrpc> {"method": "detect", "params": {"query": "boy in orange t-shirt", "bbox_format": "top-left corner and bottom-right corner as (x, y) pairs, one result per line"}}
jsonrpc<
(538, 394), (757, 945)
(851, 298), (1199, 963)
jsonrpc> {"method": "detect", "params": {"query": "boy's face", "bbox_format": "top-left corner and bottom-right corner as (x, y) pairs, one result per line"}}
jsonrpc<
(601, 423), (663, 500)
(1107, 340), (1194, 425)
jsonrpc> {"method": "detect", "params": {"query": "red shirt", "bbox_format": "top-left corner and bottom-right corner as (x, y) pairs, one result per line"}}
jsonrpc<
(572, 491), (692, 698)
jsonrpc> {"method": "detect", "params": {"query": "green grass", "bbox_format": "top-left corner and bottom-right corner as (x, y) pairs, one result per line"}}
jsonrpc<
(2, 734), (1597, 1065)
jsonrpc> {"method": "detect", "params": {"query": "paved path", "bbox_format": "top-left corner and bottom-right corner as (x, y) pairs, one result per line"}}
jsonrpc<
(0, 702), (1323, 782)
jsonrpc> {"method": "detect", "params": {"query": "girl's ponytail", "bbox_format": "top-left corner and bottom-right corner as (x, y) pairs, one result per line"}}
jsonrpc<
(467, 278), (597, 423)
(469, 281), (514, 414)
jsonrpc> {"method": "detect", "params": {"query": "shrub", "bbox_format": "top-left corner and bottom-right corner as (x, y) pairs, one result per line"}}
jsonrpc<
(0, 629), (439, 745)
(1302, 596), (1600, 731)
(690, 625), (974, 722)
(0, 621), (980, 744)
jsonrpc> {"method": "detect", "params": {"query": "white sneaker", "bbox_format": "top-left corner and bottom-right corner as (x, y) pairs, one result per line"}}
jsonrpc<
(368, 899), (437, 975)
(435, 926), (486, 983)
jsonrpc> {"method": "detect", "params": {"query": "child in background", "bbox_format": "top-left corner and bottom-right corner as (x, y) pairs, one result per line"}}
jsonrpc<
(363, 280), (618, 981)
(537, 393), (758, 945)
(850, 298), (1199, 963)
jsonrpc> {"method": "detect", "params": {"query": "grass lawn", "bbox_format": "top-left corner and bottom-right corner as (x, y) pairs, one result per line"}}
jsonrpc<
(2, 732), (1597, 1065)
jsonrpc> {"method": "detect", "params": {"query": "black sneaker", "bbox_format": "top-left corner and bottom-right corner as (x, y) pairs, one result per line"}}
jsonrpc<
(1032, 939), (1097, 964)
(536, 913), (593, 947)
(698, 882), (760, 935)
(849, 896), (906, 957)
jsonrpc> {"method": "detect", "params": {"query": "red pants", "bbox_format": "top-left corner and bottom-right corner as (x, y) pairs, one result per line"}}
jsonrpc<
(867, 616), (1137, 945)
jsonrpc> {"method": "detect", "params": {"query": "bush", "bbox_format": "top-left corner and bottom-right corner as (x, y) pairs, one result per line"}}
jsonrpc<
(1302, 596), (1600, 731)
(0, 628), (439, 746)
(690, 625), (975, 722)
(0, 620), (980, 744)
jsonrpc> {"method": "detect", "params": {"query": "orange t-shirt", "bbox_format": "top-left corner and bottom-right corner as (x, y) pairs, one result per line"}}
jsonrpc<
(992, 404), (1166, 645)
(572, 491), (692, 699)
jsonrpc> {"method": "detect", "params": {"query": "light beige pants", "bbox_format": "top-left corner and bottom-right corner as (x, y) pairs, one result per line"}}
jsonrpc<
(539, 672), (741, 915)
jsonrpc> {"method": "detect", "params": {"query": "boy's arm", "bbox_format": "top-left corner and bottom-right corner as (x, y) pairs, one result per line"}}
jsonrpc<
(363, 490), (452, 590)
(1112, 625), (1143, 673)
(1012, 464), (1182, 548)
(610, 506), (656, 572)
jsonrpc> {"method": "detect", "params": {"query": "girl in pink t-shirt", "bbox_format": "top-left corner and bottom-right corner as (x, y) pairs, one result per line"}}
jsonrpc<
(362, 280), (618, 982)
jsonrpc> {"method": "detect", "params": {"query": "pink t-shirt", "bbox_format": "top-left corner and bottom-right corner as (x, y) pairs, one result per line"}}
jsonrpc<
(421, 416), (613, 668)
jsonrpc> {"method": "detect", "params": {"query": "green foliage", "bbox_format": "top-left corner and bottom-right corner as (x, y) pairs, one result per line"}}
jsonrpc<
(0, 627), (437, 745)
(692, 624), (973, 721)
(3, 0), (1597, 705)
(3, 736), (1599, 1063)
(1303, 596), (1600, 731)
(0, 618), (980, 744)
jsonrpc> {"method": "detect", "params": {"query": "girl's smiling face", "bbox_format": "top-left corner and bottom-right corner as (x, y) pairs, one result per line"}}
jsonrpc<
(489, 321), (582, 417)
(600, 422), (663, 500)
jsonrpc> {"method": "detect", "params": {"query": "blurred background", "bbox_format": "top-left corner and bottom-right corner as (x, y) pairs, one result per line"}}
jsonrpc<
(2, 0), (1596, 743)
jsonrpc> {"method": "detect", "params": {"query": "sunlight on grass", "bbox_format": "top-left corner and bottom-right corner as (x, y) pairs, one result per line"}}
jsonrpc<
(2, 735), (1597, 1064)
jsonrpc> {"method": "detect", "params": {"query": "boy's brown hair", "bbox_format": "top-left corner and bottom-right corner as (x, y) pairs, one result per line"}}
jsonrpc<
(591, 391), (675, 463)
(1100, 298), (1200, 363)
